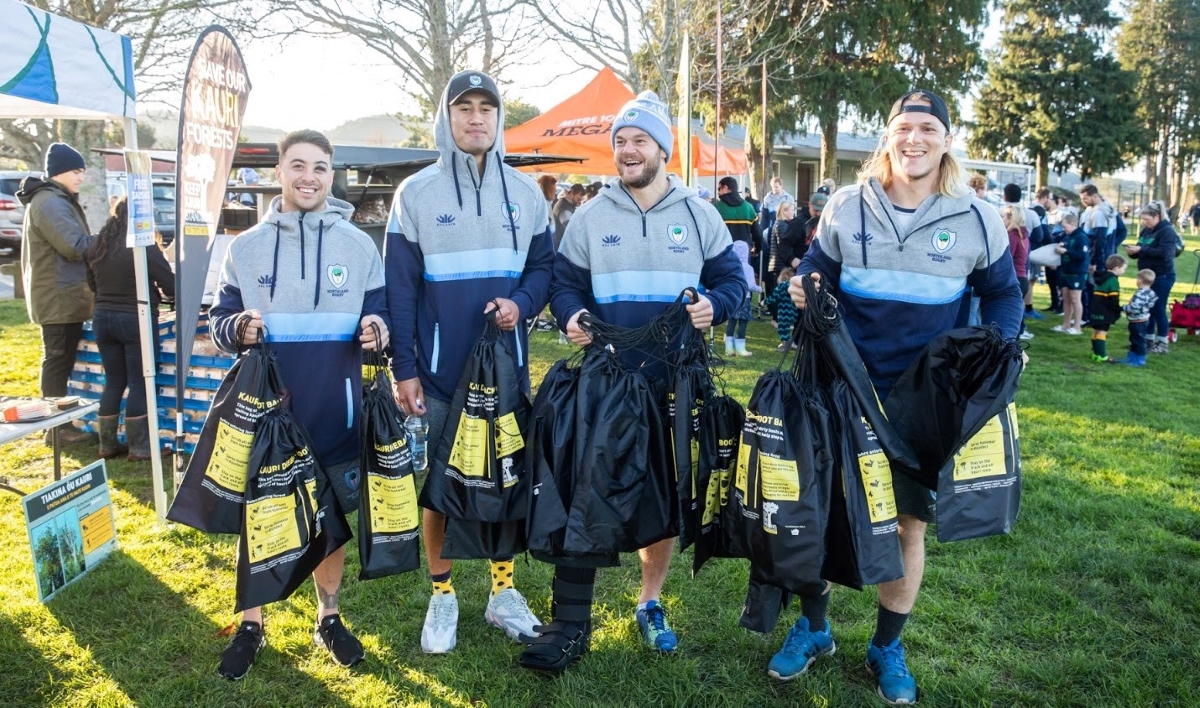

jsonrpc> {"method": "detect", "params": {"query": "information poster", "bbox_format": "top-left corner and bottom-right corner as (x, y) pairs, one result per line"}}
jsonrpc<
(123, 150), (156, 248)
(22, 461), (118, 603)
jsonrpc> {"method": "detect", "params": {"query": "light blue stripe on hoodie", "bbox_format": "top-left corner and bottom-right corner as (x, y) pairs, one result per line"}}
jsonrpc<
(263, 311), (359, 341)
(424, 247), (527, 281)
(592, 269), (700, 304)
(840, 265), (967, 305)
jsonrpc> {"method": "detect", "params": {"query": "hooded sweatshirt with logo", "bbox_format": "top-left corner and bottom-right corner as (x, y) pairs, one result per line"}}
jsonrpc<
(17, 176), (95, 325)
(799, 179), (1022, 398)
(385, 79), (554, 402)
(551, 175), (746, 374)
(210, 196), (387, 467)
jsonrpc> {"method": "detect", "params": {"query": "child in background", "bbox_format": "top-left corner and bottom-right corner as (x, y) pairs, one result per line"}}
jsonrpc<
(725, 240), (761, 357)
(764, 266), (800, 352)
(1120, 269), (1158, 367)
(1052, 212), (1089, 335)
(1088, 254), (1127, 363)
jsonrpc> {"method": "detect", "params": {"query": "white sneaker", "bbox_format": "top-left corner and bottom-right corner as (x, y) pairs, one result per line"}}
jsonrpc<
(484, 587), (541, 641)
(1050, 325), (1066, 333)
(1018, 331), (1034, 340)
(1067, 328), (1083, 335)
(421, 593), (459, 653)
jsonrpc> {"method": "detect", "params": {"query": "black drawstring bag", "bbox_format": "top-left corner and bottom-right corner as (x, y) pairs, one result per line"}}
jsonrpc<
(169, 318), (284, 534)
(358, 333), (421, 580)
(664, 294), (713, 551)
(525, 358), (579, 561)
(235, 405), (352, 612)
(883, 325), (1024, 542)
(691, 393), (745, 575)
(421, 311), (531, 523)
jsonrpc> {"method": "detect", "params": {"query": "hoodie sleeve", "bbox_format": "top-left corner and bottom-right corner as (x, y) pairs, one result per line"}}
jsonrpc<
(796, 191), (848, 289)
(969, 204), (1023, 338)
(384, 186), (424, 382)
(209, 244), (246, 354)
(509, 197), (555, 320)
(32, 194), (93, 260)
(549, 216), (592, 327)
(1140, 225), (1177, 261)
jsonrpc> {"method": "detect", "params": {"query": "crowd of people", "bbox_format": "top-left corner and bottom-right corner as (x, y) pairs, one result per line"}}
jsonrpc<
(13, 69), (1190, 705)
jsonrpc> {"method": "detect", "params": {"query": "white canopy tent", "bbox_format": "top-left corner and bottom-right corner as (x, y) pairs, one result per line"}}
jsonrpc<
(1, 0), (168, 522)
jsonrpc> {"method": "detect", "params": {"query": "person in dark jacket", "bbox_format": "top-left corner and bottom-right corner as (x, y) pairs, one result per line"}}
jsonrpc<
(17, 143), (97, 444)
(85, 198), (175, 459)
(714, 176), (763, 255)
(763, 200), (797, 318)
(1124, 201), (1178, 353)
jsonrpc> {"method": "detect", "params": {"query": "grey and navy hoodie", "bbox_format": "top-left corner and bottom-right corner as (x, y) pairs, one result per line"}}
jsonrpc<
(551, 175), (746, 375)
(799, 179), (1022, 399)
(211, 196), (387, 467)
(384, 81), (554, 401)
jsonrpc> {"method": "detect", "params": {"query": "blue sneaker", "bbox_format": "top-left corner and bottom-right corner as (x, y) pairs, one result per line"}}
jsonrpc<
(1025, 310), (1046, 320)
(767, 617), (835, 681)
(635, 601), (678, 652)
(866, 639), (918, 705)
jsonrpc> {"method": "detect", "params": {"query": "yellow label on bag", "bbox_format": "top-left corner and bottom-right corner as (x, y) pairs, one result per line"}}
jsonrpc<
(245, 495), (301, 563)
(759, 454), (800, 501)
(204, 420), (253, 492)
(494, 412), (524, 458)
(367, 473), (418, 533)
(858, 451), (897, 523)
(449, 413), (488, 478)
(953, 413), (1007, 481)
(736, 433), (751, 497)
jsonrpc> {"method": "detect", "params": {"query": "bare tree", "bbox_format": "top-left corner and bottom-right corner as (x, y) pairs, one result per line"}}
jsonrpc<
(268, 0), (539, 114)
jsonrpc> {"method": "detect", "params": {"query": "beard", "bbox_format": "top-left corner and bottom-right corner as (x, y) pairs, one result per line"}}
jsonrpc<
(620, 152), (662, 190)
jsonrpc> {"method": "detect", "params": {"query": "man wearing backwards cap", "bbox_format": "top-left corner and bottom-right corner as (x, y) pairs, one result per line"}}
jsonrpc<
(385, 70), (553, 655)
(519, 90), (746, 674)
(783, 90), (1023, 704)
(17, 143), (97, 443)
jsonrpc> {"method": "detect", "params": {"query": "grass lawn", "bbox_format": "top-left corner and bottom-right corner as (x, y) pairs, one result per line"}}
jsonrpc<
(1, 243), (1199, 707)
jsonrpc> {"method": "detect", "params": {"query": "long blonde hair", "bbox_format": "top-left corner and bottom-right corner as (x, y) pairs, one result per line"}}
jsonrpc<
(1001, 204), (1025, 230)
(858, 136), (969, 199)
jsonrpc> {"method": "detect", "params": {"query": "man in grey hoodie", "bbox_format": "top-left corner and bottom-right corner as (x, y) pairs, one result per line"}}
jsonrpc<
(384, 70), (553, 655)
(517, 90), (746, 674)
(783, 90), (1024, 705)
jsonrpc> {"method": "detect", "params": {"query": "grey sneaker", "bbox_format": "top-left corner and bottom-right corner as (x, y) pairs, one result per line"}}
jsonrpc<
(421, 593), (459, 654)
(485, 587), (541, 641)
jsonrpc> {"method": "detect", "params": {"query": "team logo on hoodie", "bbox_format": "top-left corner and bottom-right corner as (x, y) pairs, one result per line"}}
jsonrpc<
(668, 223), (688, 245)
(931, 228), (957, 254)
(502, 202), (521, 223)
(327, 264), (348, 289)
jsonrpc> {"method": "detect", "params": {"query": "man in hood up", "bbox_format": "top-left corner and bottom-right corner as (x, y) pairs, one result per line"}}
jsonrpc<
(208, 129), (389, 680)
(17, 142), (97, 444)
(517, 90), (746, 675)
(384, 70), (553, 655)
(715, 175), (764, 255)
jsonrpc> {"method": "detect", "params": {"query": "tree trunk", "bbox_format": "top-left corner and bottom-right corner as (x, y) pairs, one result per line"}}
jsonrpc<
(1035, 150), (1048, 192)
(820, 114), (838, 182)
(745, 129), (771, 200)
(1155, 126), (1170, 202)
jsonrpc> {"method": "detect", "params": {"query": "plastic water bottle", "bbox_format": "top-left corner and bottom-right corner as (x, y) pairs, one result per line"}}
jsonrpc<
(405, 414), (428, 471)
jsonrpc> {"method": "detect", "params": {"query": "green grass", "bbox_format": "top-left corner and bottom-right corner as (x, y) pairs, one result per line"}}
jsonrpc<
(1, 238), (1199, 706)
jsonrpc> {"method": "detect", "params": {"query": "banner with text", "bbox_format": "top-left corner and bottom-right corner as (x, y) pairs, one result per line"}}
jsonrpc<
(124, 150), (156, 248)
(173, 26), (251, 466)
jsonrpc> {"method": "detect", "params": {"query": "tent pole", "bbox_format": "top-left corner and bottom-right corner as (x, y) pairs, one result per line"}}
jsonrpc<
(124, 117), (168, 525)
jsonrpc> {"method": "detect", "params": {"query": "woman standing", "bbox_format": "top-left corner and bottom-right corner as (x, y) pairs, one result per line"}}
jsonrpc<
(1002, 205), (1032, 340)
(763, 201), (797, 318)
(86, 198), (175, 459)
(1125, 202), (1177, 353)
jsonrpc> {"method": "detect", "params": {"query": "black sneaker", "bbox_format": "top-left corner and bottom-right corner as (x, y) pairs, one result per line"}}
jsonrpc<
(313, 614), (365, 668)
(218, 621), (265, 680)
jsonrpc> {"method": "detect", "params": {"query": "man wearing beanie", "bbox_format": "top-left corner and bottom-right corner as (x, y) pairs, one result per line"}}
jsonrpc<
(385, 70), (552, 655)
(519, 90), (746, 674)
(784, 90), (1023, 704)
(17, 142), (96, 444)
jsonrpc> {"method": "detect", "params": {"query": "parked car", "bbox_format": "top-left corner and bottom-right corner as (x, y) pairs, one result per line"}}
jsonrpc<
(0, 171), (36, 253)
(153, 180), (176, 246)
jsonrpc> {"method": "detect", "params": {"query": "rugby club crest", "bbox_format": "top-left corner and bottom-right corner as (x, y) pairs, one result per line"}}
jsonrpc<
(668, 223), (688, 245)
(932, 228), (956, 253)
(502, 202), (521, 222)
(327, 264), (348, 288)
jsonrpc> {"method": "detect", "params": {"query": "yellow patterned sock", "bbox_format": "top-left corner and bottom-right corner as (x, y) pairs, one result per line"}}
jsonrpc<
(490, 559), (514, 596)
(431, 570), (454, 596)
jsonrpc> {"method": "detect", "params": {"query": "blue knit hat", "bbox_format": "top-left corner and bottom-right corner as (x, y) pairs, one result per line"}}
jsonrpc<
(44, 143), (86, 178)
(611, 90), (674, 161)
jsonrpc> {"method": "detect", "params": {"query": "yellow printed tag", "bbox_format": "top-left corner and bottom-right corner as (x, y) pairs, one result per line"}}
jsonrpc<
(245, 495), (301, 563)
(367, 473), (418, 533)
(735, 433), (751, 497)
(494, 412), (524, 458)
(204, 420), (253, 492)
(953, 414), (1007, 481)
(858, 451), (897, 523)
(449, 413), (488, 478)
(759, 454), (800, 501)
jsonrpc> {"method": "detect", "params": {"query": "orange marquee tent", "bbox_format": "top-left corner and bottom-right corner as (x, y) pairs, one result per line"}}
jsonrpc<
(504, 67), (747, 177)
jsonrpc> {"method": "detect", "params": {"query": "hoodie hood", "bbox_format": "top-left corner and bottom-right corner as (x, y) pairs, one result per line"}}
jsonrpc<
(262, 195), (355, 307)
(732, 239), (751, 264)
(15, 175), (65, 206)
(595, 173), (700, 215)
(719, 191), (745, 208)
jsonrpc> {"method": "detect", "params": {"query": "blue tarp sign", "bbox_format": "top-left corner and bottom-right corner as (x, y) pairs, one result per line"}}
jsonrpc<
(125, 150), (156, 247)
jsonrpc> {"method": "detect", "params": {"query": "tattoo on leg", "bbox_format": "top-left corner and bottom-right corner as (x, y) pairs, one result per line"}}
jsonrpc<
(317, 581), (340, 611)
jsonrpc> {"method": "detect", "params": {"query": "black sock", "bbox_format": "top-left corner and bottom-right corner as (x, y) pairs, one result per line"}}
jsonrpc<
(872, 605), (910, 647)
(800, 589), (831, 630)
(1025, 303), (1033, 313)
(552, 566), (596, 627)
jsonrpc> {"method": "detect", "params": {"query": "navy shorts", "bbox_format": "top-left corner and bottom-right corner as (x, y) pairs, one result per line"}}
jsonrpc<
(1059, 272), (1086, 290)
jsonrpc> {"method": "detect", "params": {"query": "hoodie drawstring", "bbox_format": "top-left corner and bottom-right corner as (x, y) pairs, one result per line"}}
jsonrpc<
(682, 199), (703, 238)
(498, 164), (519, 252)
(270, 222), (282, 301)
(314, 221), (325, 308)
(299, 215), (307, 282)
(859, 187), (869, 269)
(451, 158), (464, 210)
